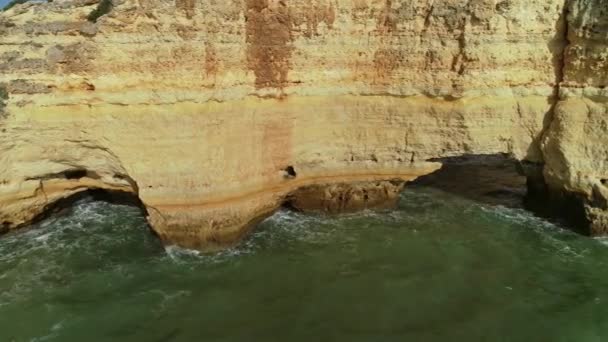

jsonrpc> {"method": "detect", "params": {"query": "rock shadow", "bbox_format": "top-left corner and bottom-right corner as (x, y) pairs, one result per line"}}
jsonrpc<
(408, 154), (527, 209)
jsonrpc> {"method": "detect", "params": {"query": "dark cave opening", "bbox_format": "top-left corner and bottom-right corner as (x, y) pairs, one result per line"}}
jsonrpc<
(1, 188), (154, 238)
(408, 154), (527, 209)
(408, 154), (590, 236)
(284, 165), (297, 178)
(63, 169), (88, 180)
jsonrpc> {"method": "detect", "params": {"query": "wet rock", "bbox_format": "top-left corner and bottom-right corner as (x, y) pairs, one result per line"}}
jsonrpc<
(287, 181), (405, 214)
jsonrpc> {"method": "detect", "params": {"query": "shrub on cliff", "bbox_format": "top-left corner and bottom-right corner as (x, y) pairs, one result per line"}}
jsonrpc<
(2, 0), (28, 11)
(87, 0), (113, 23)
(0, 85), (7, 101)
(0, 84), (7, 115)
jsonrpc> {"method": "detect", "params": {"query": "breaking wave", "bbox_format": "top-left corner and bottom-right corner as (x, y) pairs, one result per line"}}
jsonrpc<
(3, 187), (608, 341)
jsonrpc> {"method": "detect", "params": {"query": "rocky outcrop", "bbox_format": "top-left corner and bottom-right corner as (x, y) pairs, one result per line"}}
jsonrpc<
(541, 0), (608, 234)
(286, 180), (406, 213)
(0, 0), (604, 249)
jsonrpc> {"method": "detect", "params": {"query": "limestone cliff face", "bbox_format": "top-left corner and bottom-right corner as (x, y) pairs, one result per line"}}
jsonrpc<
(542, 0), (608, 233)
(0, 0), (603, 249)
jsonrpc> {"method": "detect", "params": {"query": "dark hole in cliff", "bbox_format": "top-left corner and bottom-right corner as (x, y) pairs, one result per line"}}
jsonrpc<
(0, 221), (9, 235)
(526, 188), (590, 236)
(409, 154), (527, 209)
(63, 169), (88, 180)
(26, 188), (154, 235)
(602, 179), (608, 186)
(87, 0), (113, 23)
(284, 166), (297, 178)
(409, 154), (590, 236)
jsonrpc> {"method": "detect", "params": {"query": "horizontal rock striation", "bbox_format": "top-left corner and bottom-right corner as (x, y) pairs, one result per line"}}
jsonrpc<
(541, 0), (608, 234)
(0, 0), (605, 249)
(286, 180), (406, 213)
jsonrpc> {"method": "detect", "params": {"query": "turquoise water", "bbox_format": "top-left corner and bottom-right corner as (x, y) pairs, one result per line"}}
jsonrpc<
(2, 187), (608, 341)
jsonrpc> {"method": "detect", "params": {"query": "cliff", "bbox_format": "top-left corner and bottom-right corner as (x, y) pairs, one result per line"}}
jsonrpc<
(0, 0), (606, 250)
(542, 0), (608, 233)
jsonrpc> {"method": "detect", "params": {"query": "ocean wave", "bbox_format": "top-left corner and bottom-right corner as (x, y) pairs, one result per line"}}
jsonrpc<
(0, 198), (154, 309)
(595, 237), (608, 247)
(478, 204), (595, 259)
(163, 241), (255, 265)
(480, 204), (564, 232)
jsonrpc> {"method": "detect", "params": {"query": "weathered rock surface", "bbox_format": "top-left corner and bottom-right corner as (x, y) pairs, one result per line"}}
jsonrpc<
(541, 0), (608, 234)
(287, 180), (406, 213)
(0, 0), (605, 249)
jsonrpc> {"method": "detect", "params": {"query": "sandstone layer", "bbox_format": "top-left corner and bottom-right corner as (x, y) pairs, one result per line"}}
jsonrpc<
(0, 0), (605, 249)
(540, 0), (608, 234)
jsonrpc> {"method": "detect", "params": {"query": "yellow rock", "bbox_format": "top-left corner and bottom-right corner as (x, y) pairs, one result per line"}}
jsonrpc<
(0, 0), (606, 248)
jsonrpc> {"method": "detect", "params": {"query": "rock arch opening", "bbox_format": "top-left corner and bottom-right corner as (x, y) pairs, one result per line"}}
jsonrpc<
(409, 154), (528, 209)
(408, 154), (590, 236)
(25, 188), (151, 232)
(269, 153), (593, 244)
(0, 168), (154, 241)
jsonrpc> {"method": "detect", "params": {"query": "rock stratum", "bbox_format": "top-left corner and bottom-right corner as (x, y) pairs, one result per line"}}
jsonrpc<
(0, 0), (606, 250)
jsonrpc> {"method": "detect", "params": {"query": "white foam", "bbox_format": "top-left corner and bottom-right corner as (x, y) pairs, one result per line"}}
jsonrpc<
(481, 205), (565, 232)
(33, 232), (53, 243)
(51, 321), (64, 332)
(163, 243), (257, 265)
(595, 237), (608, 247)
(164, 245), (201, 260)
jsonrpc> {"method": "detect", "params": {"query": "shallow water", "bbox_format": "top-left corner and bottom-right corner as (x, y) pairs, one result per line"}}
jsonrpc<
(2, 187), (608, 341)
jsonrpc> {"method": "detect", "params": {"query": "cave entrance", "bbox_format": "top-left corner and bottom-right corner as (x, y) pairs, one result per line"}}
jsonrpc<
(406, 154), (587, 235)
(23, 189), (153, 235)
(407, 154), (529, 209)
